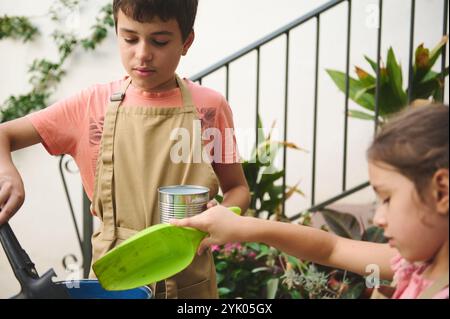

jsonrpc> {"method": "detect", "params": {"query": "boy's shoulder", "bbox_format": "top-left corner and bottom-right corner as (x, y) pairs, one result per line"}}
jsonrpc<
(185, 79), (228, 108)
(85, 77), (126, 98)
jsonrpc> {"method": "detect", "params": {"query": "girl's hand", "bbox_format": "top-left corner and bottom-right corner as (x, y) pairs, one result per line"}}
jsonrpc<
(170, 205), (243, 255)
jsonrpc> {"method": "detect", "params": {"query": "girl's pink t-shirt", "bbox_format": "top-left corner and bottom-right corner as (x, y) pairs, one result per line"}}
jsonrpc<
(391, 254), (449, 299)
(27, 77), (240, 201)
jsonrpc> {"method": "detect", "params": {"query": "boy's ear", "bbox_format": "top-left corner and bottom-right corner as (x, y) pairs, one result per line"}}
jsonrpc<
(432, 169), (449, 216)
(182, 31), (195, 56)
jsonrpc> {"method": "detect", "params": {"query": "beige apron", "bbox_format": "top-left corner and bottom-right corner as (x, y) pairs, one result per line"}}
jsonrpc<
(89, 75), (219, 299)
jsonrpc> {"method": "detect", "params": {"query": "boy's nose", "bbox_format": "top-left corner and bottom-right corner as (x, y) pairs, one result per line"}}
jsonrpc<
(136, 43), (153, 62)
(373, 206), (387, 228)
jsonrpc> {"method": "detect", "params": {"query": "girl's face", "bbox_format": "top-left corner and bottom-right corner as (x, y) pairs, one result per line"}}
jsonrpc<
(369, 161), (448, 263)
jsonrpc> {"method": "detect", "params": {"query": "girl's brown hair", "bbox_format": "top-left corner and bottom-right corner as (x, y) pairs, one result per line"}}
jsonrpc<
(113, 0), (198, 41)
(368, 104), (449, 203)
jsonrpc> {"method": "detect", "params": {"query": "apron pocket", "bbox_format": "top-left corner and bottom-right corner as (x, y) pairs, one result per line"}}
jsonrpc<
(177, 278), (214, 299)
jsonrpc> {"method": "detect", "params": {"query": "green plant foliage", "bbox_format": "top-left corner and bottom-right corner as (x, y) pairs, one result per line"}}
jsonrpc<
(0, 16), (39, 42)
(318, 208), (388, 244)
(213, 241), (351, 299)
(238, 116), (306, 221)
(0, 93), (49, 121)
(327, 37), (449, 123)
(0, 1), (114, 123)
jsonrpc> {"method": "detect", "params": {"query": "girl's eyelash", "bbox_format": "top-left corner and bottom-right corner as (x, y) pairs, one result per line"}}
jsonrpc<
(383, 198), (390, 204)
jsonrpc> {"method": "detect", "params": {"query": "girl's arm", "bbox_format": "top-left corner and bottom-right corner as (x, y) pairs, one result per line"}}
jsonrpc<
(171, 205), (397, 280)
(255, 218), (397, 280)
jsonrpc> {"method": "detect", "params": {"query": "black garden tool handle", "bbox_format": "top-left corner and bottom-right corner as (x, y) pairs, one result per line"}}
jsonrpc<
(0, 222), (70, 299)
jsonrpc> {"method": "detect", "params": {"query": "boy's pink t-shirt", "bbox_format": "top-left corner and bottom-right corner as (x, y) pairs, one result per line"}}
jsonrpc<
(391, 254), (449, 299)
(27, 77), (240, 201)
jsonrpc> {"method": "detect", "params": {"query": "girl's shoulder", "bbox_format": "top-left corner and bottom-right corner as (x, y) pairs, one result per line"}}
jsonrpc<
(391, 255), (449, 299)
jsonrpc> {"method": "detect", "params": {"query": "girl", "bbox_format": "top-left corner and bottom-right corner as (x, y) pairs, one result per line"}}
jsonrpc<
(171, 104), (449, 299)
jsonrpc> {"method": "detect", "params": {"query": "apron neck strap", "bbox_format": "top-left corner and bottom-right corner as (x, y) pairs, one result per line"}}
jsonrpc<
(175, 74), (194, 108)
(109, 77), (133, 106)
(109, 75), (194, 108)
(418, 273), (449, 299)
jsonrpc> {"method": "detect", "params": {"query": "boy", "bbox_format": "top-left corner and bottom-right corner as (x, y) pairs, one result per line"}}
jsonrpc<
(0, 0), (250, 299)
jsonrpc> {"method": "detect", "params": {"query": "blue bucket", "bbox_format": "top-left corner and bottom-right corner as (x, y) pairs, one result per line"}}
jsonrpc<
(56, 280), (152, 299)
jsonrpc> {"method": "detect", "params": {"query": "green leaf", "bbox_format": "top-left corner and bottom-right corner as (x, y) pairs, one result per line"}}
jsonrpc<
(420, 69), (443, 84)
(258, 171), (284, 192)
(256, 245), (271, 259)
(218, 287), (231, 296)
(410, 67), (449, 101)
(0, 15), (39, 42)
(326, 69), (376, 111)
(252, 267), (271, 273)
(290, 290), (303, 299)
(362, 226), (388, 243)
(364, 55), (379, 74)
(285, 254), (303, 270)
(355, 66), (376, 87)
(320, 209), (362, 240)
(216, 272), (224, 285)
(354, 85), (376, 101)
(348, 109), (376, 121)
(266, 279), (279, 299)
(214, 194), (224, 203)
(246, 242), (262, 251)
(1, 92), (49, 123)
(242, 161), (260, 192)
(215, 261), (228, 271)
(377, 81), (408, 115)
(429, 36), (449, 68)
(386, 47), (407, 103)
(342, 281), (366, 299)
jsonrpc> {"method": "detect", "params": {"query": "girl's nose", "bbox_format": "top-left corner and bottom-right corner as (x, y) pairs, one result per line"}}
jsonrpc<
(373, 206), (387, 228)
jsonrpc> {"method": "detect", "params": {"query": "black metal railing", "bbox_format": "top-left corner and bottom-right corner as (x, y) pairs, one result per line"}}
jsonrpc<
(190, 0), (449, 220)
(59, 156), (92, 278)
(59, 0), (449, 273)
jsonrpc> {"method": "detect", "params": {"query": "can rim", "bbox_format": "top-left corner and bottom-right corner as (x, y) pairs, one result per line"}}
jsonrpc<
(158, 185), (210, 196)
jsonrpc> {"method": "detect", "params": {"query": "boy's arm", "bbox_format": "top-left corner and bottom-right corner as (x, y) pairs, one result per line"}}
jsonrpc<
(212, 163), (250, 213)
(0, 118), (42, 224)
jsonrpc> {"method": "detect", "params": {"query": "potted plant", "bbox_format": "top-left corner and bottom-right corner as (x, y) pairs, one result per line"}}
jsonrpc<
(326, 36), (448, 124)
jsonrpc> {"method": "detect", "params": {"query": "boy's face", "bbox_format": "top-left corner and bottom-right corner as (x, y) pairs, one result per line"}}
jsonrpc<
(116, 10), (194, 92)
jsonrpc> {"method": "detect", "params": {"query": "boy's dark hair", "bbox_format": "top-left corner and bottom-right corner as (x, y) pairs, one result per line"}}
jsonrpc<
(113, 0), (199, 41)
(368, 104), (449, 203)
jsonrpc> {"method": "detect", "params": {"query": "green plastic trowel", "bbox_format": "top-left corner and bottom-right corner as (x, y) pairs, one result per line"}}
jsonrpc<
(93, 207), (241, 291)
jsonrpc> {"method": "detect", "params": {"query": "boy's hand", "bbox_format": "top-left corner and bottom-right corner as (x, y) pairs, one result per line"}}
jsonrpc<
(206, 199), (218, 209)
(0, 171), (25, 225)
(170, 205), (243, 255)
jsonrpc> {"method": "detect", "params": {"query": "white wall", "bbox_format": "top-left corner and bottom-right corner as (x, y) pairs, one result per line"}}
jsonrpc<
(0, 0), (448, 298)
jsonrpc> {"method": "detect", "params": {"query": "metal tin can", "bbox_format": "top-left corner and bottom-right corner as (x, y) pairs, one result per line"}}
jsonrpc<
(158, 185), (210, 223)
